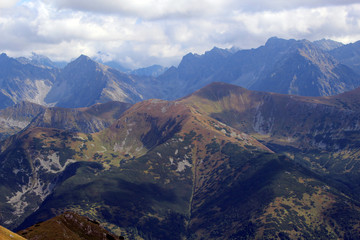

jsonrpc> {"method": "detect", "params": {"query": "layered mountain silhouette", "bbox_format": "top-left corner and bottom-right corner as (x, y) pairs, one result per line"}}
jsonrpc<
(45, 55), (143, 108)
(0, 82), (359, 239)
(1, 37), (360, 110)
(330, 40), (360, 74)
(156, 37), (360, 99)
(0, 53), (57, 109)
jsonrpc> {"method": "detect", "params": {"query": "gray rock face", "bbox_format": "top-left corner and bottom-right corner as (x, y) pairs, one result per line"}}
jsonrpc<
(1, 37), (360, 110)
(312, 39), (344, 51)
(0, 101), (46, 140)
(0, 54), (144, 110)
(45, 55), (143, 108)
(250, 39), (360, 96)
(131, 64), (168, 77)
(0, 53), (58, 109)
(329, 40), (360, 74)
(154, 37), (360, 99)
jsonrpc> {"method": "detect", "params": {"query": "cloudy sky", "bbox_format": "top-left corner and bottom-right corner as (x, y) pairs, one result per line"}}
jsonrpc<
(0, 0), (360, 68)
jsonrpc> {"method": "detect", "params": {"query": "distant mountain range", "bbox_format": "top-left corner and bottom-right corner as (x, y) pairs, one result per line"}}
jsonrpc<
(156, 37), (360, 99)
(1, 37), (360, 109)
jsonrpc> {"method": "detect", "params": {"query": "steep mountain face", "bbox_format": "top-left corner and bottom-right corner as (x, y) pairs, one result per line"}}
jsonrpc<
(0, 101), (46, 140)
(0, 37), (358, 110)
(45, 55), (143, 108)
(131, 64), (168, 77)
(156, 47), (233, 99)
(0, 53), (144, 109)
(330, 40), (360, 74)
(16, 52), (66, 69)
(312, 39), (344, 51)
(0, 53), (58, 109)
(249, 39), (359, 96)
(17, 212), (121, 240)
(156, 37), (360, 99)
(101, 60), (131, 73)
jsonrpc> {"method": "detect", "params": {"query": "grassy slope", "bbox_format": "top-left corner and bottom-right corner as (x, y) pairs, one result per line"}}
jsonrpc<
(17, 211), (120, 240)
(10, 100), (273, 239)
(181, 82), (360, 190)
(0, 225), (26, 240)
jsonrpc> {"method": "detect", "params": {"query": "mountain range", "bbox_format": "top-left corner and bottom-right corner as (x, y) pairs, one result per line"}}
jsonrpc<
(1, 37), (360, 110)
(156, 37), (360, 99)
(1, 37), (360, 239)
(0, 81), (359, 238)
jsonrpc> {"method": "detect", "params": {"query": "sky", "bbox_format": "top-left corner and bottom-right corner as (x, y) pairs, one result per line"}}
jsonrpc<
(0, 0), (360, 69)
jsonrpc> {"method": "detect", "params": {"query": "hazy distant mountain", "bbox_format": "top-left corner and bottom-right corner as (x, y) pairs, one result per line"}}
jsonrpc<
(16, 53), (67, 69)
(155, 37), (360, 99)
(131, 64), (168, 77)
(249, 38), (359, 96)
(1, 37), (359, 110)
(0, 53), (143, 110)
(312, 39), (344, 51)
(101, 60), (131, 73)
(0, 53), (58, 109)
(329, 40), (360, 74)
(156, 47), (233, 99)
(45, 55), (143, 108)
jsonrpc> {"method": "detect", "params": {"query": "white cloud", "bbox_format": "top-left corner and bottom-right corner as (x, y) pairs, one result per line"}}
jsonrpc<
(0, 0), (360, 68)
(43, 0), (228, 19)
(43, 0), (359, 17)
(0, 0), (18, 9)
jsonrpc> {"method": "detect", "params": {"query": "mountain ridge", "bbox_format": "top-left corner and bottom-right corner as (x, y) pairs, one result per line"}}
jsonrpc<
(1, 82), (360, 238)
(1, 36), (360, 110)
(154, 37), (360, 100)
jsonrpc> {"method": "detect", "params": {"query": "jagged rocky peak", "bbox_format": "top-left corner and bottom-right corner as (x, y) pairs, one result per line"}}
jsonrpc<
(0, 52), (8, 58)
(204, 46), (232, 57)
(68, 54), (97, 67)
(313, 38), (344, 51)
(264, 36), (297, 49)
(0, 53), (17, 66)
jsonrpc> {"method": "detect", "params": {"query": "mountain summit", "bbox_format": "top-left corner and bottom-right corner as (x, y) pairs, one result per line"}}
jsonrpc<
(155, 37), (360, 99)
(45, 55), (143, 108)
